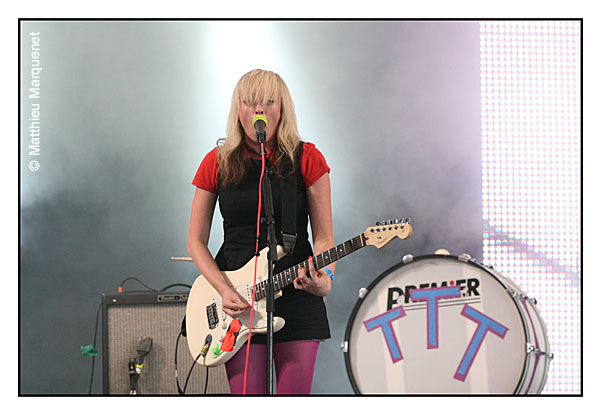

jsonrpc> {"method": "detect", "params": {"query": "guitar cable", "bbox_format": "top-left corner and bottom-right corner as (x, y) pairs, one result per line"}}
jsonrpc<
(175, 331), (209, 395)
(241, 140), (267, 395)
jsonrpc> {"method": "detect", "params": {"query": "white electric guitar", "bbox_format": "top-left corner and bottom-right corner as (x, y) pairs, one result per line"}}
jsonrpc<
(185, 219), (412, 367)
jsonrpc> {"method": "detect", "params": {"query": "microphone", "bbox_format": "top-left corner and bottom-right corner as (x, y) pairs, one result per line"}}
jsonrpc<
(136, 335), (153, 364)
(129, 335), (153, 394)
(253, 115), (268, 143)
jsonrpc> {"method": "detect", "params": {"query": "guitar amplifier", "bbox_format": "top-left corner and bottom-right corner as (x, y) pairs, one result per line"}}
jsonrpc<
(102, 291), (230, 395)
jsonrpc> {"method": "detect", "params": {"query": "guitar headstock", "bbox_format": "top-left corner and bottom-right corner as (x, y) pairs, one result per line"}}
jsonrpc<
(363, 219), (412, 249)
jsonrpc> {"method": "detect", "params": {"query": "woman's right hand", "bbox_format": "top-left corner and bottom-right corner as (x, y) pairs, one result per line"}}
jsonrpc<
(220, 286), (251, 318)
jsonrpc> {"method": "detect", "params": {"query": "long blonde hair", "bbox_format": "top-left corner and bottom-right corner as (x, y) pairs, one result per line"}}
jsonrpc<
(217, 69), (301, 186)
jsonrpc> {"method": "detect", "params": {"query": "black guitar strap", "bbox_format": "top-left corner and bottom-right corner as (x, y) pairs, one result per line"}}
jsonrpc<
(278, 141), (303, 256)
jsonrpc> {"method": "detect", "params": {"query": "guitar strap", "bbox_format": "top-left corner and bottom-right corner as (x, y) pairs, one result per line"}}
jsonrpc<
(277, 141), (303, 256)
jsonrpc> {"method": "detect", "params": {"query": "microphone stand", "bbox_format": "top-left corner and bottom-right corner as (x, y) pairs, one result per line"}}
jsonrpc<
(258, 132), (277, 395)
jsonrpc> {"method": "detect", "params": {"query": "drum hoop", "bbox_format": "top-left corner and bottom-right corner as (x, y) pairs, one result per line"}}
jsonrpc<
(485, 267), (538, 393)
(343, 254), (531, 395)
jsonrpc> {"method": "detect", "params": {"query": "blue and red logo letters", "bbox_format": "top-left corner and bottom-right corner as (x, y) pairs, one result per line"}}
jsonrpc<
(363, 284), (508, 382)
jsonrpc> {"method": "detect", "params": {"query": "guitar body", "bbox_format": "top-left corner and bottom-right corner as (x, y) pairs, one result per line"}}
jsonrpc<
(186, 246), (287, 367)
(185, 219), (412, 368)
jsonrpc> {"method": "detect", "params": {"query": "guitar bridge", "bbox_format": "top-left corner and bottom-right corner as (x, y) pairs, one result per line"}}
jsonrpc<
(206, 302), (219, 329)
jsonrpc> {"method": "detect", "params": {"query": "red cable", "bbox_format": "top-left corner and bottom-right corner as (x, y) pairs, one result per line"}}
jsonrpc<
(242, 142), (266, 395)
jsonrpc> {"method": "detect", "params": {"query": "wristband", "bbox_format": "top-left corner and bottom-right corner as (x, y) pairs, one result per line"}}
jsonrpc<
(324, 267), (334, 280)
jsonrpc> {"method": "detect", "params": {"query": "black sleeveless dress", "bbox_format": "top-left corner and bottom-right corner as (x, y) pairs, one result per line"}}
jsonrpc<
(214, 144), (331, 344)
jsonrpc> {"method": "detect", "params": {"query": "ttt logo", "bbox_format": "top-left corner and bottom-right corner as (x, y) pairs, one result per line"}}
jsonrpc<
(363, 286), (508, 381)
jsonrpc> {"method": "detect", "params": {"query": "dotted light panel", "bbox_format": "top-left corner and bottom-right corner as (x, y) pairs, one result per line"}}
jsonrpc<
(480, 21), (581, 394)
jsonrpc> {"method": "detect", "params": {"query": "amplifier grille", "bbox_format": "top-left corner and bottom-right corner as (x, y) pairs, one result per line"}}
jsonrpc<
(103, 295), (229, 395)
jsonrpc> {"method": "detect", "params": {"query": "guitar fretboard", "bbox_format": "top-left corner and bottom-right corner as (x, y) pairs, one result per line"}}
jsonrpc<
(253, 233), (366, 301)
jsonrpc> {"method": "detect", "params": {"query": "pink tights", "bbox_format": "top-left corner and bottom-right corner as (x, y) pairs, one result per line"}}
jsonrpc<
(224, 340), (320, 395)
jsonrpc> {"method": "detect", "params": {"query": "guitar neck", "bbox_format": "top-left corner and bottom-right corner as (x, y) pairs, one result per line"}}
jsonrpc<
(254, 234), (366, 301)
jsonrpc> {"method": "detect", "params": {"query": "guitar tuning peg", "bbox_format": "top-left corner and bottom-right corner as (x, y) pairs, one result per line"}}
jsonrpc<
(375, 221), (381, 226)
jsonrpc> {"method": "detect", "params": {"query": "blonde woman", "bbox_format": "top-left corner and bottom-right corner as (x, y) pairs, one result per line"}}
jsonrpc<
(187, 69), (335, 394)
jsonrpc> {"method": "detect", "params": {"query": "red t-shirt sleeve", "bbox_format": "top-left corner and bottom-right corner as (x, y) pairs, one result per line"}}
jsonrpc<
(192, 143), (328, 191)
(192, 147), (219, 193)
(301, 142), (330, 188)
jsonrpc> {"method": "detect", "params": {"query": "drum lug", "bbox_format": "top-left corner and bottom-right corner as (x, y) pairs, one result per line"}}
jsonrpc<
(340, 341), (348, 353)
(483, 263), (495, 270)
(509, 290), (538, 305)
(402, 254), (414, 264)
(526, 342), (553, 359)
(358, 287), (368, 299)
(458, 253), (473, 263)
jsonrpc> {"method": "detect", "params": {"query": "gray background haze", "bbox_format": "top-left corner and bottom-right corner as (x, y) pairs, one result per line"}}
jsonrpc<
(19, 21), (481, 394)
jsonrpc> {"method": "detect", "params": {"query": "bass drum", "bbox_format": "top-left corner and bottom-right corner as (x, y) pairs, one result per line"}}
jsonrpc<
(342, 254), (552, 394)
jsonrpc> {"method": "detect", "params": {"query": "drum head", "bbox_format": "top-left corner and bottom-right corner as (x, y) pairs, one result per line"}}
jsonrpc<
(344, 255), (528, 394)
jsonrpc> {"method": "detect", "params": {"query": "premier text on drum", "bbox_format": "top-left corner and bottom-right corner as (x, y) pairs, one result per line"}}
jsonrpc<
(387, 277), (481, 310)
